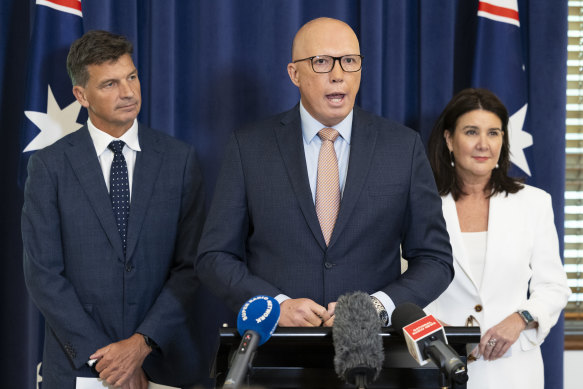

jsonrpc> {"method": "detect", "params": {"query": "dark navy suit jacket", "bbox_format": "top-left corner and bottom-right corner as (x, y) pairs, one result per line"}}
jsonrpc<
(22, 124), (205, 388)
(197, 105), (453, 313)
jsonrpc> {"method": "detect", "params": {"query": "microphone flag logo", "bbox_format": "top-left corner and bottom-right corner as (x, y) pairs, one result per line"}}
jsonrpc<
(236, 295), (280, 346)
(402, 314), (447, 366)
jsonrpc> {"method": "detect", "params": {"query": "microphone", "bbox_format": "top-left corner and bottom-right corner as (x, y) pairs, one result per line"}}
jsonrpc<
(332, 291), (384, 389)
(391, 302), (468, 385)
(223, 295), (280, 389)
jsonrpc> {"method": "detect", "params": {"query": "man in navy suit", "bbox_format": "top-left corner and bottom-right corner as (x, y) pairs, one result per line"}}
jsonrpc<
(196, 17), (453, 328)
(22, 30), (205, 388)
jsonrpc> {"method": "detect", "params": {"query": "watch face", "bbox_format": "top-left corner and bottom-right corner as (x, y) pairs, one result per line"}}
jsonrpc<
(521, 310), (534, 322)
(379, 310), (389, 326)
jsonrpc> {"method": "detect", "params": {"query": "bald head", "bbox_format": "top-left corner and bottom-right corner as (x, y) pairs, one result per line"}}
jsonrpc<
(287, 17), (362, 127)
(291, 17), (360, 60)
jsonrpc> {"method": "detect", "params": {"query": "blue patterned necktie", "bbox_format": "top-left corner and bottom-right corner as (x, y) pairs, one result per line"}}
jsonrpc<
(108, 140), (130, 255)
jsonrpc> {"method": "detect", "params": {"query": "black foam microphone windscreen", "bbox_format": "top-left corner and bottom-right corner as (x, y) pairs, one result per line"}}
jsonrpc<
(391, 302), (426, 333)
(333, 291), (384, 387)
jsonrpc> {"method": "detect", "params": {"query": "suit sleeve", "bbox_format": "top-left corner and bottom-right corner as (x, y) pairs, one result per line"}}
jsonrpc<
(22, 153), (112, 369)
(385, 133), (455, 307)
(519, 191), (570, 348)
(135, 146), (205, 350)
(196, 134), (283, 312)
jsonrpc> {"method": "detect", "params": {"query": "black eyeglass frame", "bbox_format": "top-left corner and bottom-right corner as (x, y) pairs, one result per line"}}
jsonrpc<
(292, 54), (364, 73)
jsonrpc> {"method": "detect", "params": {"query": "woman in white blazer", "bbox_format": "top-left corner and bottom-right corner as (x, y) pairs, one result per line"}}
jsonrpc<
(425, 88), (571, 389)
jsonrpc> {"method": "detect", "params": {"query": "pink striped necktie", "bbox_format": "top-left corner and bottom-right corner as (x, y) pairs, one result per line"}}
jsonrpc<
(315, 128), (340, 246)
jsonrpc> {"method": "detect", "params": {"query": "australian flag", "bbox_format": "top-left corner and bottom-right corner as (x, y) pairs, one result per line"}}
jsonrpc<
(471, 0), (533, 177)
(471, 2), (566, 388)
(19, 0), (85, 188)
(19, 1), (83, 387)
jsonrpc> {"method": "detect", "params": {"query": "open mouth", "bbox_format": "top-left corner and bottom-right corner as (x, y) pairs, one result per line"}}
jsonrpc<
(326, 94), (345, 104)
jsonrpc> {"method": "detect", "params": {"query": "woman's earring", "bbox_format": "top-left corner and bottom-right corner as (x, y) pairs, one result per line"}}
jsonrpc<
(450, 152), (455, 167)
(495, 163), (499, 169)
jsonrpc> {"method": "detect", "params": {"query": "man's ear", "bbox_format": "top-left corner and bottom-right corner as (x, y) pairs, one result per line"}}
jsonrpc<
(72, 85), (90, 108)
(287, 63), (300, 87)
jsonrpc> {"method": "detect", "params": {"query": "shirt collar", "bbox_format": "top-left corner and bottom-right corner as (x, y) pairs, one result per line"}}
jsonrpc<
(87, 118), (141, 156)
(299, 101), (353, 145)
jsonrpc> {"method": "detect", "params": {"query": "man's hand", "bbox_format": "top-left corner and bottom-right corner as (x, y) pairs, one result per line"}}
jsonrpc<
(279, 298), (331, 326)
(90, 333), (152, 387)
(121, 367), (148, 389)
(322, 302), (336, 327)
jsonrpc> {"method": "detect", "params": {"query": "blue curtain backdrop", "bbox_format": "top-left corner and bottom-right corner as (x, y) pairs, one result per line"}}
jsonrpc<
(0, 0), (567, 388)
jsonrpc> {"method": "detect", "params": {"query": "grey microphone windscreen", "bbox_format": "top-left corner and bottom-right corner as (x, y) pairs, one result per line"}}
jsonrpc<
(332, 291), (384, 383)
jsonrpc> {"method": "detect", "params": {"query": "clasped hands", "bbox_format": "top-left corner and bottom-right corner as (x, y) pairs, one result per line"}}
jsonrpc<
(469, 312), (527, 362)
(90, 333), (151, 389)
(278, 298), (336, 327)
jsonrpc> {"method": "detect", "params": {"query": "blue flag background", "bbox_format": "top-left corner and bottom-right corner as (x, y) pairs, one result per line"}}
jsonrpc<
(0, 0), (568, 388)
(19, 0), (85, 188)
(15, 2), (86, 385)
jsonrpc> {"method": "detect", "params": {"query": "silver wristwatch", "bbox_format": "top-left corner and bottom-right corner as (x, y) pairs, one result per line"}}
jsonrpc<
(517, 310), (536, 329)
(370, 296), (389, 327)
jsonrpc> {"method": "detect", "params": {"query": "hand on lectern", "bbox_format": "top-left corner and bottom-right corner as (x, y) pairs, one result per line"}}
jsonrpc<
(278, 298), (331, 326)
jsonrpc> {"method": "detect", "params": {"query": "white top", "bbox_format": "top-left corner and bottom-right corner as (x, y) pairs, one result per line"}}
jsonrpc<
(461, 231), (488, 290)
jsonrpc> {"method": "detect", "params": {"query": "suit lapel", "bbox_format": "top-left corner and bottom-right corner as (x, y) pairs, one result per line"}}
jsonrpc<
(328, 107), (377, 247)
(442, 194), (480, 290)
(125, 125), (164, 261)
(275, 107), (327, 250)
(481, 192), (507, 296)
(65, 127), (126, 262)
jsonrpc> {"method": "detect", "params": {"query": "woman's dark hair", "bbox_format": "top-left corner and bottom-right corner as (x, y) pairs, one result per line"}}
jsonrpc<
(427, 88), (523, 200)
(66, 30), (133, 87)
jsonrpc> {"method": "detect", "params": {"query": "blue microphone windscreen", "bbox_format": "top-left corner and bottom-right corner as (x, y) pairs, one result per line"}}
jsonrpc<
(237, 295), (280, 345)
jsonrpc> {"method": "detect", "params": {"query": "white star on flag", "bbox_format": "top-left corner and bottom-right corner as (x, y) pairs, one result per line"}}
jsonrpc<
(507, 103), (532, 176)
(23, 85), (82, 152)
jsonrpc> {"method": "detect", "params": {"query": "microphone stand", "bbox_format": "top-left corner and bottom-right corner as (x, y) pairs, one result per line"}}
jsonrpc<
(438, 370), (450, 389)
(346, 366), (374, 389)
(354, 374), (367, 389)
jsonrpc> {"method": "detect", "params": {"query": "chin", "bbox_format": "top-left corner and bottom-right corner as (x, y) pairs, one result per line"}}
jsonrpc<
(325, 110), (350, 125)
(118, 112), (138, 122)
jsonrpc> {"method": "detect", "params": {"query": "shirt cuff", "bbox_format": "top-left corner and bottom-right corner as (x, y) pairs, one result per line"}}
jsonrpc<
(371, 291), (396, 326)
(275, 294), (291, 304)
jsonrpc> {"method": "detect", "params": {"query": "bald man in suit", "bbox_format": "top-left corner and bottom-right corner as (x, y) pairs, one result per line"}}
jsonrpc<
(197, 17), (453, 328)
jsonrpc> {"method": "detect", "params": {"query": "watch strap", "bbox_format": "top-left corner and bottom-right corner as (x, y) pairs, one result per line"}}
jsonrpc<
(140, 333), (158, 350)
(517, 310), (536, 329)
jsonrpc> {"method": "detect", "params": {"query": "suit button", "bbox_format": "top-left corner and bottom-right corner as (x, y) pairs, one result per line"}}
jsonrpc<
(125, 263), (133, 272)
(474, 304), (483, 312)
(324, 262), (333, 269)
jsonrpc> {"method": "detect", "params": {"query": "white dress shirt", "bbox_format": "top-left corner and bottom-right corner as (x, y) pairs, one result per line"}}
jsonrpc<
(300, 101), (352, 202)
(86, 118), (141, 199)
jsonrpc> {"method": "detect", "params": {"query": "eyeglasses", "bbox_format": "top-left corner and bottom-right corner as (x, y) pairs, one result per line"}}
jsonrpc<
(293, 54), (364, 73)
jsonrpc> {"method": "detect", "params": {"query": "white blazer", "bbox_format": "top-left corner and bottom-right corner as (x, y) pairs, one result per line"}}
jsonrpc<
(425, 185), (571, 389)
